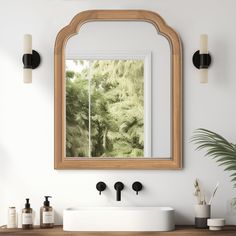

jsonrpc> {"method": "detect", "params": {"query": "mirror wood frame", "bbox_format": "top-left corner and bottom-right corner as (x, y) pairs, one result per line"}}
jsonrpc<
(54, 10), (182, 169)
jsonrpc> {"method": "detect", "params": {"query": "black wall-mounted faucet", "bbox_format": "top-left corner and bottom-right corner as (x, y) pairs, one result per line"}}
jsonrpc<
(132, 181), (143, 195)
(114, 182), (124, 201)
(96, 182), (106, 195)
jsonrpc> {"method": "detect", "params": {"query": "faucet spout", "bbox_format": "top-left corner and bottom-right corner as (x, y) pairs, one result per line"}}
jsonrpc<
(114, 182), (124, 201)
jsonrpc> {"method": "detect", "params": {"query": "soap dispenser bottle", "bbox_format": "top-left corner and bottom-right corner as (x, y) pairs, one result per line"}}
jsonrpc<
(22, 198), (33, 230)
(40, 196), (54, 228)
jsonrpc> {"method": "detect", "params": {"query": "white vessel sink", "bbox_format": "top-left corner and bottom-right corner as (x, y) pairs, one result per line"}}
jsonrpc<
(63, 207), (175, 231)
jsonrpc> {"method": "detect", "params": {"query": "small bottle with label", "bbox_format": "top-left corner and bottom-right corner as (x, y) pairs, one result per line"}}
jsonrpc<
(40, 196), (54, 228)
(22, 199), (33, 230)
(7, 207), (17, 228)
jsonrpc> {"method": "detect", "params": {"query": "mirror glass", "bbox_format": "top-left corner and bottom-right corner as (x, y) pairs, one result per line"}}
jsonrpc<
(65, 21), (171, 159)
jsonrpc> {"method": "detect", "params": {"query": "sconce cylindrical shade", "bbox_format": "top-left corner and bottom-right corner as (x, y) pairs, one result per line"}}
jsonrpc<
(23, 34), (32, 54)
(192, 34), (211, 84)
(200, 69), (208, 83)
(200, 34), (208, 83)
(23, 34), (32, 83)
(200, 34), (208, 54)
(23, 68), (32, 83)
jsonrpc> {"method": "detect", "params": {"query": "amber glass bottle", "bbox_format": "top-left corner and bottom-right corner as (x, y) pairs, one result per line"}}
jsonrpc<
(22, 199), (33, 230)
(40, 196), (54, 228)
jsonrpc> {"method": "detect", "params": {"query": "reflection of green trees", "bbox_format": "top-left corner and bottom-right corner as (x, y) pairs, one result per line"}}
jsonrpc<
(66, 69), (89, 157)
(66, 60), (144, 157)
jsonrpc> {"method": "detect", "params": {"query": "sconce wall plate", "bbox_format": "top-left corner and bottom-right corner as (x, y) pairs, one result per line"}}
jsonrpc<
(193, 50), (211, 69)
(22, 50), (41, 69)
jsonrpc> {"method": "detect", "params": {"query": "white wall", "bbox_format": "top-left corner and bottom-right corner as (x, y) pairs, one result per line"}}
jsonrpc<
(1, 0), (236, 226)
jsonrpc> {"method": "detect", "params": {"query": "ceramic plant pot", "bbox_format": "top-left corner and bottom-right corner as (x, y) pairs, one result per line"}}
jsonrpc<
(194, 204), (211, 228)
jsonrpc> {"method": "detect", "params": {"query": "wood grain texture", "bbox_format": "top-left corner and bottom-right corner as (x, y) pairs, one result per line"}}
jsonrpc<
(54, 10), (182, 169)
(1, 226), (236, 236)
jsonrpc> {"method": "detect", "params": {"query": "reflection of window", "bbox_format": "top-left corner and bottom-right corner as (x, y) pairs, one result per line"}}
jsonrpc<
(66, 55), (151, 158)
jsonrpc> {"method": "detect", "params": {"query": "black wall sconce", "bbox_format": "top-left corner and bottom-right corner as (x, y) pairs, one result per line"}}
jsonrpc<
(192, 34), (211, 83)
(23, 34), (41, 83)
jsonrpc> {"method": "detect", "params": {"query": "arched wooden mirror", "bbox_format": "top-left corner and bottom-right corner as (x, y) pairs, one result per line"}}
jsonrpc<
(54, 10), (182, 169)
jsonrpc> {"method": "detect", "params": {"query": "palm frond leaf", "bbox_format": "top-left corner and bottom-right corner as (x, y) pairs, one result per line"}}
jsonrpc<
(191, 128), (236, 187)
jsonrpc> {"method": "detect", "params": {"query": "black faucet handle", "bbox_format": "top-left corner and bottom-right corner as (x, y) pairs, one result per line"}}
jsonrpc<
(96, 181), (106, 195)
(132, 181), (143, 195)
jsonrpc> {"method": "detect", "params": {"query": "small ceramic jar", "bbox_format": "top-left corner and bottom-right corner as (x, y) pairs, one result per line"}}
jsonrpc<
(207, 218), (225, 230)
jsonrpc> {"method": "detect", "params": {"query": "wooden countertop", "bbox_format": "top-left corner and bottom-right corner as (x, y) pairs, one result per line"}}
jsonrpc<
(0, 226), (235, 235)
